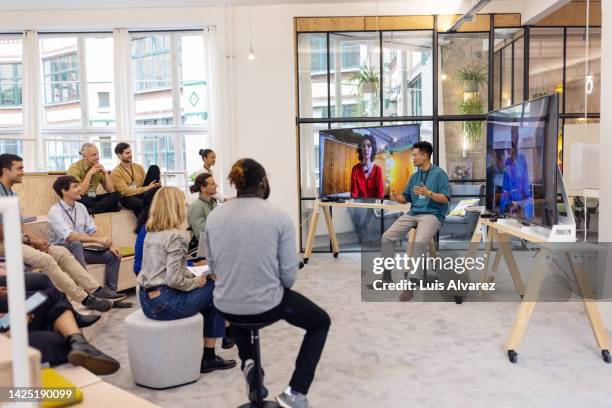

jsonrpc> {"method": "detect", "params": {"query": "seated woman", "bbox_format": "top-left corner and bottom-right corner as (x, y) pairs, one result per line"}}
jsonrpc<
(187, 173), (218, 253)
(0, 270), (119, 375)
(203, 158), (331, 408)
(137, 187), (236, 374)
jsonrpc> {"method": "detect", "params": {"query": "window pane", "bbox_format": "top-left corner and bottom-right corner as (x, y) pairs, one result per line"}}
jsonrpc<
(45, 135), (83, 171)
(501, 45), (512, 108)
(85, 36), (115, 127)
(566, 27), (600, 114)
(330, 32), (380, 118)
(493, 51), (501, 110)
(40, 37), (81, 127)
(513, 34), (524, 104)
(440, 120), (486, 180)
(184, 133), (210, 180)
(132, 34), (173, 126)
(529, 28), (563, 100)
(439, 33), (489, 115)
(136, 134), (176, 171)
(0, 35), (23, 127)
(299, 123), (327, 198)
(383, 31), (433, 117)
(179, 34), (207, 126)
(0, 139), (23, 155)
(298, 33), (328, 119)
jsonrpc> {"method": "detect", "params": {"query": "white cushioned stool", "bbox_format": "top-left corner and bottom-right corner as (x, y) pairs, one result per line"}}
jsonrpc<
(125, 310), (203, 389)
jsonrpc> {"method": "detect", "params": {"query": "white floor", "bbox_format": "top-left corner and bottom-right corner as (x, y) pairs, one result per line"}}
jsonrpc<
(92, 253), (612, 408)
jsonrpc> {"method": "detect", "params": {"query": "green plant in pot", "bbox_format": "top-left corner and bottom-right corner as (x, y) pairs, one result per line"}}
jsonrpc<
(457, 64), (487, 94)
(350, 63), (379, 95)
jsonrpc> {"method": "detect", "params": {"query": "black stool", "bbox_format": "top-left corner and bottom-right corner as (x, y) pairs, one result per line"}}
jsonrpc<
(227, 320), (279, 408)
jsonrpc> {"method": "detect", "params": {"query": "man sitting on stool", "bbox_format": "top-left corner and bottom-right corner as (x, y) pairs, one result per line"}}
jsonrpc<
(110, 142), (161, 217)
(48, 176), (131, 308)
(372, 141), (450, 302)
(67, 143), (121, 214)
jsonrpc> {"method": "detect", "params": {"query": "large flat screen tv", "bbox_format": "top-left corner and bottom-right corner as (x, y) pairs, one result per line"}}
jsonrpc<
(319, 124), (420, 199)
(485, 94), (559, 227)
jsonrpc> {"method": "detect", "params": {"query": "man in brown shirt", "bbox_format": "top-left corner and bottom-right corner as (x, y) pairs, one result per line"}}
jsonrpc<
(67, 143), (121, 214)
(110, 142), (160, 217)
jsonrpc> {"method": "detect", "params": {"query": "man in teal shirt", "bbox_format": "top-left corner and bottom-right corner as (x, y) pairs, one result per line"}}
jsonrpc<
(371, 141), (450, 300)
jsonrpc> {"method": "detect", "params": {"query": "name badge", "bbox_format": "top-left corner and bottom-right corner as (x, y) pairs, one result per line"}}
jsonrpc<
(87, 191), (97, 198)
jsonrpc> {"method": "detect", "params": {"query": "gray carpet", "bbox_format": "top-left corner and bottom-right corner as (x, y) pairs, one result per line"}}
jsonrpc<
(91, 253), (612, 408)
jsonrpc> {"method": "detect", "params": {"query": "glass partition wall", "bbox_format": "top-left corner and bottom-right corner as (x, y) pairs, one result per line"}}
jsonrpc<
(297, 17), (601, 251)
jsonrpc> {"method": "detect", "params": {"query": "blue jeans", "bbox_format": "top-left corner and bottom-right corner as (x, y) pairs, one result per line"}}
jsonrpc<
(139, 281), (225, 339)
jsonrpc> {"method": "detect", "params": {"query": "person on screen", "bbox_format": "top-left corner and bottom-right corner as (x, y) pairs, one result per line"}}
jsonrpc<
(350, 135), (384, 199)
(486, 149), (509, 210)
(500, 143), (534, 220)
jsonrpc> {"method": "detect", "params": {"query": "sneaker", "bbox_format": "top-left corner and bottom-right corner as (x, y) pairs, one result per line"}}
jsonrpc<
(81, 296), (112, 313)
(222, 336), (235, 349)
(243, 359), (268, 402)
(111, 299), (134, 309)
(67, 333), (120, 375)
(93, 287), (127, 301)
(200, 356), (236, 373)
(276, 389), (309, 408)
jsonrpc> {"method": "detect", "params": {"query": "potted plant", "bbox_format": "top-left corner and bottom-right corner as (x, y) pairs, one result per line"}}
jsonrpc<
(457, 64), (487, 94)
(350, 63), (379, 95)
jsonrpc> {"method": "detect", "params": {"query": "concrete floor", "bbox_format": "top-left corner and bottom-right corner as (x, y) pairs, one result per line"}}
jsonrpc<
(92, 253), (612, 408)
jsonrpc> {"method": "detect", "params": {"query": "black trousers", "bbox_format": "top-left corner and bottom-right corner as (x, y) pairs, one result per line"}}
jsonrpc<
(0, 272), (74, 366)
(120, 165), (161, 217)
(78, 191), (121, 214)
(221, 289), (331, 395)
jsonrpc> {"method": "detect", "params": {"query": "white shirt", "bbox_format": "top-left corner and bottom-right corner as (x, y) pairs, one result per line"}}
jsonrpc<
(47, 200), (97, 245)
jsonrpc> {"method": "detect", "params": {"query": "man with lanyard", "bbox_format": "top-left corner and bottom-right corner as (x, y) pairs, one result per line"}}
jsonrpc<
(0, 154), (125, 312)
(48, 176), (132, 308)
(67, 143), (121, 214)
(370, 141), (450, 301)
(110, 142), (161, 217)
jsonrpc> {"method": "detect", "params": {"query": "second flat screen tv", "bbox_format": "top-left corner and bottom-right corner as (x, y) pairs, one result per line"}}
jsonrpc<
(485, 94), (559, 227)
(319, 124), (420, 200)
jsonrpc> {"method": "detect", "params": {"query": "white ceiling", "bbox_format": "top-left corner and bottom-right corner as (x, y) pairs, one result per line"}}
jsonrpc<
(0, 0), (511, 11)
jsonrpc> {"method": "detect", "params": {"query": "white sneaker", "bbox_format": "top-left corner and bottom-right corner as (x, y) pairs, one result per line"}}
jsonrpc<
(276, 389), (309, 408)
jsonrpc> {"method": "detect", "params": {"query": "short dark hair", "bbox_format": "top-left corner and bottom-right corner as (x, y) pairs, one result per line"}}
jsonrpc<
(53, 175), (79, 198)
(189, 173), (213, 194)
(0, 153), (23, 175)
(199, 149), (214, 158)
(114, 142), (130, 155)
(413, 141), (433, 159)
(357, 135), (377, 162)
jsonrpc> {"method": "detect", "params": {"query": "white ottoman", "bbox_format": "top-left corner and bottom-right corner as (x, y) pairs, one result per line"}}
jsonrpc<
(125, 310), (203, 389)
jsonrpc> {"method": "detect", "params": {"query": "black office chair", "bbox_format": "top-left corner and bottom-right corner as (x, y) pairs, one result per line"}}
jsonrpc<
(227, 320), (279, 408)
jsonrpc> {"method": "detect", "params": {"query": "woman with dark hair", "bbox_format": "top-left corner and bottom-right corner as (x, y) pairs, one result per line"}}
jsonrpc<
(203, 158), (330, 408)
(350, 135), (384, 199)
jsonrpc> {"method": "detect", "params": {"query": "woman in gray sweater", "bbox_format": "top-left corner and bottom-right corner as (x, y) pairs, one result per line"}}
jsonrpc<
(137, 186), (235, 374)
(203, 159), (331, 408)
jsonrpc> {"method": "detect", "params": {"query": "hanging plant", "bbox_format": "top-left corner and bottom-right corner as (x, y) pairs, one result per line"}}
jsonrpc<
(458, 97), (485, 144)
(457, 64), (487, 93)
(349, 63), (380, 95)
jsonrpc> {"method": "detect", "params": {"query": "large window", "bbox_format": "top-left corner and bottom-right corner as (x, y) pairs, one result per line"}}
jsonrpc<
(0, 35), (23, 155)
(131, 31), (208, 178)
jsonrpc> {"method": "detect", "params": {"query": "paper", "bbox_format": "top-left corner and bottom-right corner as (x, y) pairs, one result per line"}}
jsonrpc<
(188, 265), (210, 277)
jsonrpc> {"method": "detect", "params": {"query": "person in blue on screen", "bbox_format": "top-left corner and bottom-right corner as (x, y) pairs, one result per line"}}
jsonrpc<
(500, 142), (534, 221)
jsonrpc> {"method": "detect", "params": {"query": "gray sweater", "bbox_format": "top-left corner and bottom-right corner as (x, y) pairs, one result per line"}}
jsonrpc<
(138, 229), (198, 292)
(203, 197), (299, 315)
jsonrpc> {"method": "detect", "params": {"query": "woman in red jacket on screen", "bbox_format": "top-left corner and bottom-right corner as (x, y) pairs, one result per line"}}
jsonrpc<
(350, 135), (384, 199)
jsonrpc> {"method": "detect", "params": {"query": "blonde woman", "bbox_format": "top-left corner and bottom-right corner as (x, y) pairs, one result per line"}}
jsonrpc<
(137, 187), (236, 374)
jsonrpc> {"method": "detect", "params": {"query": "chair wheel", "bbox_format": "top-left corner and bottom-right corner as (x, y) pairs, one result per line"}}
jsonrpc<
(602, 350), (611, 363)
(303, 258), (308, 264)
(333, 252), (339, 258)
(454, 295), (463, 304)
(508, 350), (518, 363)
